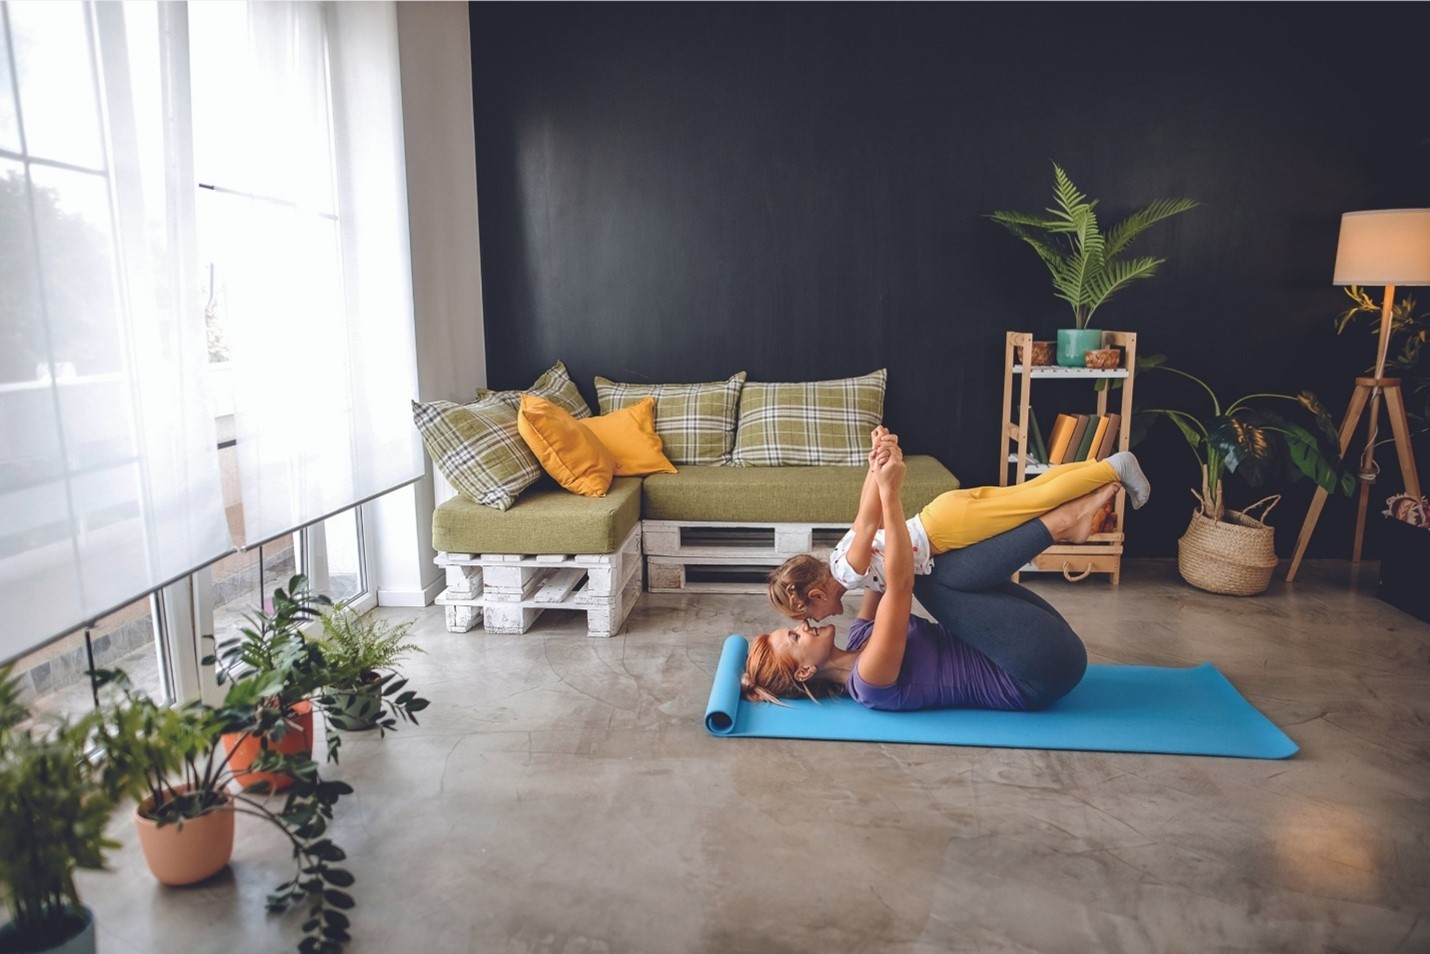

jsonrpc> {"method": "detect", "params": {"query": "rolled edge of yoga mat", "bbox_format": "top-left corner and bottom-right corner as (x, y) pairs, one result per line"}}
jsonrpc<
(704, 634), (749, 734)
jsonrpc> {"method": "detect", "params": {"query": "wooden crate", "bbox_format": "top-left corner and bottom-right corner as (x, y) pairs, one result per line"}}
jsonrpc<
(433, 524), (642, 637)
(642, 519), (850, 594)
(1016, 537), (1123, 584)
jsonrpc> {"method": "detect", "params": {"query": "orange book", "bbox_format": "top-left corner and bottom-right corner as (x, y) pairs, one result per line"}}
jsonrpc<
(1045, 414), (1077, 465)
(1082, 416), (1109, 461)
(1095, 413), (1122, 459)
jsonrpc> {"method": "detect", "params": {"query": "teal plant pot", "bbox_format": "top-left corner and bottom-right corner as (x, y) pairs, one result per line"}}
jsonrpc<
(1057, 328), (1104, 367)
(0, 906), (96, 954)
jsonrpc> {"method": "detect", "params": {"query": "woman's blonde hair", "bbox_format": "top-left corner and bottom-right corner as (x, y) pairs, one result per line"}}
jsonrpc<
(766, 553), (833, 619)
(740, 632), (846, 704)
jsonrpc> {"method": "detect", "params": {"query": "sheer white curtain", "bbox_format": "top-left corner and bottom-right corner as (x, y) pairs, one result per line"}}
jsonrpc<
(0, 1), (232, 660)
(190, 1), (422, 549)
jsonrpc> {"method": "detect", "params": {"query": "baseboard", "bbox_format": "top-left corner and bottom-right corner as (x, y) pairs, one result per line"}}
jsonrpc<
(377, 575), (445, 607)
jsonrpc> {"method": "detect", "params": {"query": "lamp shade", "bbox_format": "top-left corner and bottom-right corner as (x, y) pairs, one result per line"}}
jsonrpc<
(1332, 209), (1430, 286)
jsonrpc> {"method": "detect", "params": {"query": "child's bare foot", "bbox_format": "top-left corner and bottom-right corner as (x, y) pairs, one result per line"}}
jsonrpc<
(1042, 483), (1121, 543)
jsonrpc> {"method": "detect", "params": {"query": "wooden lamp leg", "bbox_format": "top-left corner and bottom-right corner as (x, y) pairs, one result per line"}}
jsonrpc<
(1286, 381), (1373, 582)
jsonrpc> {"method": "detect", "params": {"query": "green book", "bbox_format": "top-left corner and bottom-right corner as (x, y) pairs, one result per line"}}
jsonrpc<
(1074, 414), (1102, 462)
(1028, 410), (1049, 465)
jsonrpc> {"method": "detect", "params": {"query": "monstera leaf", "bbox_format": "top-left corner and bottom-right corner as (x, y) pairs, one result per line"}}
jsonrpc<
(1209, 412), (1276, 486)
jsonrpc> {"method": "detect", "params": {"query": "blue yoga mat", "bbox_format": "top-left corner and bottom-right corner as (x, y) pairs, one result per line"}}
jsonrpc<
(704, 635), (1297, 759)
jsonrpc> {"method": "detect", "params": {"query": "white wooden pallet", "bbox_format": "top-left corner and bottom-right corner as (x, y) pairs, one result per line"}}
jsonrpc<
(642, 519), (851, 594)
(434, 524), (642, 637)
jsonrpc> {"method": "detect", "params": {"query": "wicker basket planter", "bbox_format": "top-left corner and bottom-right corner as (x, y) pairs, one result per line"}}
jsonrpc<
(1177, 495), (1280, 596)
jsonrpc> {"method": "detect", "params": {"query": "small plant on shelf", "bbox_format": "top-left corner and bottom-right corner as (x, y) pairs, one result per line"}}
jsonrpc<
(988, 162), (1199, 331)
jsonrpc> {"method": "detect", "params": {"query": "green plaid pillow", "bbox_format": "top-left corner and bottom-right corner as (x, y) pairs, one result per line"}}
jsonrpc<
(475, 360), (591, 419)
(731, 369), (887, 466)
(412, 398), (542, 510)
(594, 372), (746, 465)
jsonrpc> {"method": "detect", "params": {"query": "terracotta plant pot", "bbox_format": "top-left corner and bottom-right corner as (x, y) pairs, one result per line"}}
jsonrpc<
(134, 788), (235, 886)
(221, 699), (314, 793)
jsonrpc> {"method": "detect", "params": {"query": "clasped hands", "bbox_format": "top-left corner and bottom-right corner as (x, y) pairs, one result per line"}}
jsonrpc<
(868, 425), (905, 489)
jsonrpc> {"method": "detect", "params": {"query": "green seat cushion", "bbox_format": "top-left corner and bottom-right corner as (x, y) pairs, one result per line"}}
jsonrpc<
(641, 455), (959, 523)
(433, 477), (642, 555)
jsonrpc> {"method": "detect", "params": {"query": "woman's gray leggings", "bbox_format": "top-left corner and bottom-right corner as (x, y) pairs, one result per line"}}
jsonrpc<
(912, 517), (1088, 709)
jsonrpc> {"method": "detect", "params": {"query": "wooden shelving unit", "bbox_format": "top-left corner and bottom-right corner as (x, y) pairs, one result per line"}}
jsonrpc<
(1000, 330), (1138, 584)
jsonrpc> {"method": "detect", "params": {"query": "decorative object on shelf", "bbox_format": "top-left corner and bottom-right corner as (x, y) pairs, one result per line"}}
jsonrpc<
(1084, 348), (1121, 370)
(1016, 340), (1055, 367)
(1383, 491), (1428, 528)
(1287, 211), (1430, 580)
(1139, 363), (1355, 594)
(0, 666), (111, 954)
(988, 163), (1198, 366)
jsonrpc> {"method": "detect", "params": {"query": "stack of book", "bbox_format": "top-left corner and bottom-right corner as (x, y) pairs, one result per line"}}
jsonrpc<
(1026, 411), (1121, 466)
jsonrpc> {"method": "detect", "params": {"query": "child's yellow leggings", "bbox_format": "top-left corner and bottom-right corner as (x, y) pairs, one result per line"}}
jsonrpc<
(919, 458), (1119, 552)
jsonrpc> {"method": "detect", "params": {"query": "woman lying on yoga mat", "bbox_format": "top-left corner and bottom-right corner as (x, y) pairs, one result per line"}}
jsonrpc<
(741, 442), (1113, 712)
(768, 427), (1148, 622)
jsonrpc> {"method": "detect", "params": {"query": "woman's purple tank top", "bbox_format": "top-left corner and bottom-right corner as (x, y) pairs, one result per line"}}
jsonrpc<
(844, 615), (1028, 711)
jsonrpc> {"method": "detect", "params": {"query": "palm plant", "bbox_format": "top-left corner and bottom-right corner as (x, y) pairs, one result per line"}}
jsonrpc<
(988, 163), (1199, 329)
(1139, 362), (1356, 520)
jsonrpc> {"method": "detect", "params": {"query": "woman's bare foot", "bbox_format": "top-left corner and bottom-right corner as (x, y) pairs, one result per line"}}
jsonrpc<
(1041, 483), (1121, 543)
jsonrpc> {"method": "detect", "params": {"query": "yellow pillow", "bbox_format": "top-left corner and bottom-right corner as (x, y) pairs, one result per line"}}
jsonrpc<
(516, 393), (615, 497)
(579, 396), (678, 476)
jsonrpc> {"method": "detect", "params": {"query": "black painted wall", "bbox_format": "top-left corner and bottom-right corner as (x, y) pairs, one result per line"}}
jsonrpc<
(469, 2), (1429, 557)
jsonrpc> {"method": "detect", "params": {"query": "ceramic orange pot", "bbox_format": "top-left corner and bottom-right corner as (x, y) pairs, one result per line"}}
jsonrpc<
(221, 699), (314, 793)
(134, 787), (235, 886)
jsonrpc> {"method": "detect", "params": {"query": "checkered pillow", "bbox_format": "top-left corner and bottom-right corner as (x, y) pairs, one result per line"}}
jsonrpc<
(731, 369), (887, 466)
(594, 372), (746, 465)
(476, 360), (591, 419)
(412, 398), (542, 510)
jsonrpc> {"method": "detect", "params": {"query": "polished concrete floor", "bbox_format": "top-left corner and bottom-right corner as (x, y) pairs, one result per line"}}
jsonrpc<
(77, 559), (1429, 953)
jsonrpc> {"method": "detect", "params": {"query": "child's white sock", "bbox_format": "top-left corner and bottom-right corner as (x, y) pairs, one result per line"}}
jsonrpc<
(1107, 451), (1151, 509)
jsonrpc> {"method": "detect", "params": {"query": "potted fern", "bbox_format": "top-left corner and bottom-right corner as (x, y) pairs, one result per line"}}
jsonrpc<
(1139, 362), (1355, 594)
(0, 666), (113, 954)
(316, 608), (427, 733)
(989, 162), (1199, 366)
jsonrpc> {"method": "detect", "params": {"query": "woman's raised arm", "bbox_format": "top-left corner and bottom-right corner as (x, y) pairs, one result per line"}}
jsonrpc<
(854, 448), (912, 687)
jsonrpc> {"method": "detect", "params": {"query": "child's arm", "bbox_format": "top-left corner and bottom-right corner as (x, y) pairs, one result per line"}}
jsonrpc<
(841, 427), (891, 577)
(855, 448), (913, 688)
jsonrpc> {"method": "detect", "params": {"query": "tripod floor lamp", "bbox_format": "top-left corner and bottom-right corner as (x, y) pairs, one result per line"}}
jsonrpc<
(1287, 208), (1430, 582)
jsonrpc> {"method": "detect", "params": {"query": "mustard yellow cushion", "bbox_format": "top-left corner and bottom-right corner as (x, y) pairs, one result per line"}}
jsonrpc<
(579, 396), (678, 477)
(517, 394), (615, 497)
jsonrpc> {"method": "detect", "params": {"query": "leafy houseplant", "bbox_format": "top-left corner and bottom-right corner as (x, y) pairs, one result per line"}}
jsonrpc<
(94, 665), (357, 954)
(988, 163), (1198, 366)
(1141, 362), (1356, 520)
(316, 608), (427, 733)
(1139, 362), (1356, 594)
(0, 666), (113, 954)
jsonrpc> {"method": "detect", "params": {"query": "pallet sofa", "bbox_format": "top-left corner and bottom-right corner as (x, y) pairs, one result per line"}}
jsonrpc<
(419, 362), (959, 638)
(432, 459), (958, 637)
